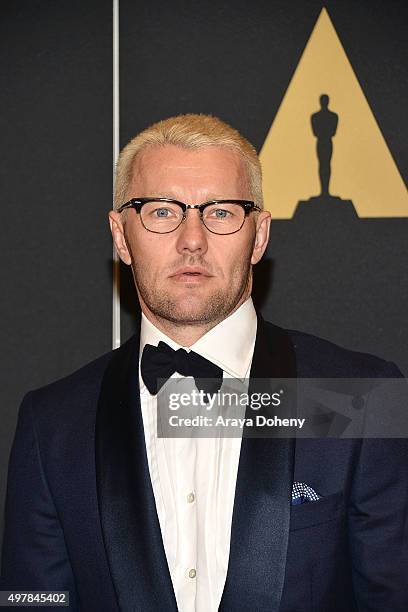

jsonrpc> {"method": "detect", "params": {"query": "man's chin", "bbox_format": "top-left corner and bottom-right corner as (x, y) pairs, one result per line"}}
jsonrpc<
(150, 292), (228, 326)
(166, 283), (213, 304)
(161, 302), (214, 325)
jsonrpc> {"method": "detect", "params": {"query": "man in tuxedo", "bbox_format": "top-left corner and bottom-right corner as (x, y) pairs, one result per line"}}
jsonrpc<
(1, 114), (407, 611)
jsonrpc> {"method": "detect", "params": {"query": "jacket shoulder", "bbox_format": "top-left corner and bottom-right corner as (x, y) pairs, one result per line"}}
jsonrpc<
(23, 336), (136, 422)
(278, 325), (401, 377)
(30, 350), (113, 403)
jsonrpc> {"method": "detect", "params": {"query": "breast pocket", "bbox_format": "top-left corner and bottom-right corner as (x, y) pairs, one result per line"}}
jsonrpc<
(289, 490), (344, 531)
(281, 492), (348, 611)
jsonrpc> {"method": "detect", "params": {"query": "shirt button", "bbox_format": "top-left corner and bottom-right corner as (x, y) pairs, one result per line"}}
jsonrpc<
(189, 568), (197, 579)
(187, 492), (195, 503)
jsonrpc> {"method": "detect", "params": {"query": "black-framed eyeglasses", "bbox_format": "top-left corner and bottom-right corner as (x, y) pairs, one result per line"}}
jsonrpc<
(117, 198), (261, 235)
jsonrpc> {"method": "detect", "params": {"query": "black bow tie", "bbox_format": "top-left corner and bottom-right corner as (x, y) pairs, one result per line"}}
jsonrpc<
(141, 341), (223, 395)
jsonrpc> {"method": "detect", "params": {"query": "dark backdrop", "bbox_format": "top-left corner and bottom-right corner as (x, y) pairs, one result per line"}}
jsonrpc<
(0, 0), (113, 554)
(1, 0), (406, 554)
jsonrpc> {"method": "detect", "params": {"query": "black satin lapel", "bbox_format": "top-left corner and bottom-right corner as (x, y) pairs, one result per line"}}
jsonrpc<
(95, 332), (178, 612)
(220, 315), (296, 612)
(251, 314), (297, 380)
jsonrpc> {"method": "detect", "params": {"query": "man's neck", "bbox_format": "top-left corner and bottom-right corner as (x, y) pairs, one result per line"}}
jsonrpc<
(140, 312), (225, 347)
(140, 298), (251, 348)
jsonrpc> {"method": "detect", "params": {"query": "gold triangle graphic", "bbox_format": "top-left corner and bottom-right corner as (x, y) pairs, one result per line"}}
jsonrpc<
(260, 7), (408, 218)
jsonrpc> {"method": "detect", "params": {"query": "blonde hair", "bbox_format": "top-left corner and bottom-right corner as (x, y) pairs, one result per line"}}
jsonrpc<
(114, 113), (263, 210)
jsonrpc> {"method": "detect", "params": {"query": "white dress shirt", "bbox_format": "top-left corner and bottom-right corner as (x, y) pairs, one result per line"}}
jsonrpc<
(139, 298), (257, 612)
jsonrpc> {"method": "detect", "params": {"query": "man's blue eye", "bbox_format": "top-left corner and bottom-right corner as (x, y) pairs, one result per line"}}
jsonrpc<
(212, 209), (230, 219)
(155, 208), (170, 217)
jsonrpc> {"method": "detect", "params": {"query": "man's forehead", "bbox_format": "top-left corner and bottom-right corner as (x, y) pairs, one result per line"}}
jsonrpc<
(133, 144), (243, 176)
(127, 145), (249, 200)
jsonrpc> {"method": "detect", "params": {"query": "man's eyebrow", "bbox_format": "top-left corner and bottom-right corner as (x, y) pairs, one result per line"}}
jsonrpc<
(133, 193), (179, 199)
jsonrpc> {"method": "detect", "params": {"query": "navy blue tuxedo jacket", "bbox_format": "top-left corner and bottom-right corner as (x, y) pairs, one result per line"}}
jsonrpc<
(1, 317), (408, 611)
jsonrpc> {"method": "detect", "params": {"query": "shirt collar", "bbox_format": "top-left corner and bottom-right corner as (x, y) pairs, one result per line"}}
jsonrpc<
(139, 297), (257, 381)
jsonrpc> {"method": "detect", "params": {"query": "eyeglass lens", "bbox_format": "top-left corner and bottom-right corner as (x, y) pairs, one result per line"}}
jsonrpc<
(140, 201), (246, 234)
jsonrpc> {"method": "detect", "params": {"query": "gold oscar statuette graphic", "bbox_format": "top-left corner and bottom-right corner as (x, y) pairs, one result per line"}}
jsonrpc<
(260, 8), (408, 219)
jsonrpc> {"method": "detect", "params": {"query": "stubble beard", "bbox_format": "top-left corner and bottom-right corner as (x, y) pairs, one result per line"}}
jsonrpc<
(133, 257), (252, 329)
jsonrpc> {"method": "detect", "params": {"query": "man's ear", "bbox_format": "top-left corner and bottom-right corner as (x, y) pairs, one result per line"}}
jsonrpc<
(108, 210), (132, 266)
(251, 211), (271, 265)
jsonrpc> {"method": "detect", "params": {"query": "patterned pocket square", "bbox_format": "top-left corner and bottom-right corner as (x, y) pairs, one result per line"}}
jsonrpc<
(291, 482), (321, 505)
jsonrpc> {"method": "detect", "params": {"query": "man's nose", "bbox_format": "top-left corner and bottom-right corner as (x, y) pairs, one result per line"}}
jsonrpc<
(175, 208), (209, 255)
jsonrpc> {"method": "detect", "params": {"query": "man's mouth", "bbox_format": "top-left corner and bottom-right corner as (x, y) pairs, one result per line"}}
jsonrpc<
(170, 267), (213, 282)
